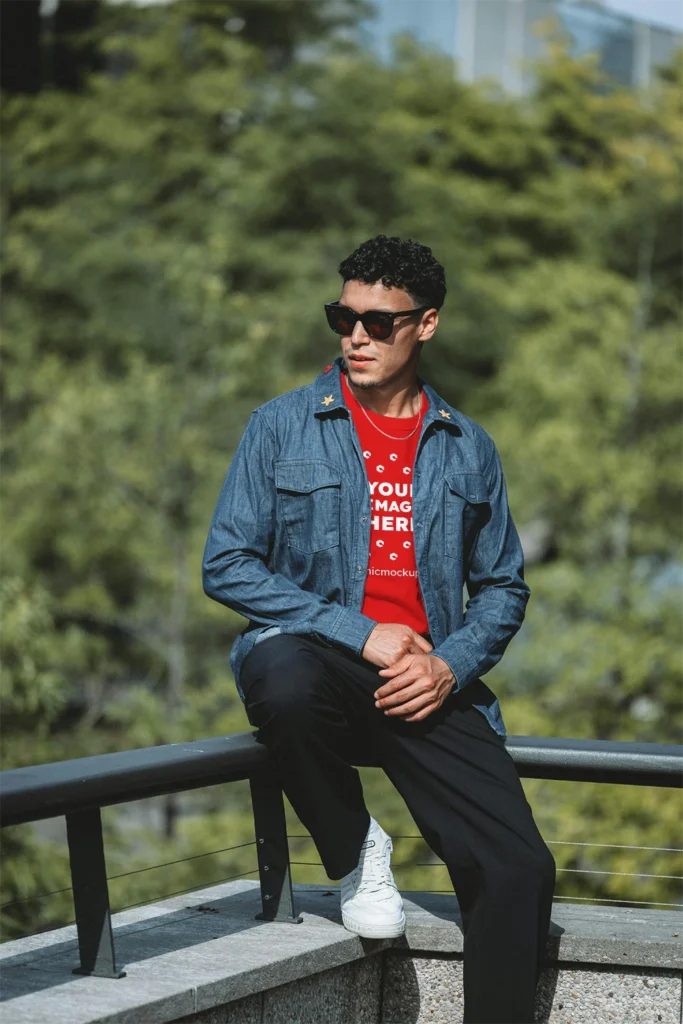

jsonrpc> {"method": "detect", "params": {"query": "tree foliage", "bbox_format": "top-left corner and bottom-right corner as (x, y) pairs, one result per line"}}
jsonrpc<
(1, 1), (680, 937)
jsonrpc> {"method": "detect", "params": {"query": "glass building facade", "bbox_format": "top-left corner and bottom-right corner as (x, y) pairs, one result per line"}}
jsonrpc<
(359, 0), (458, 64)
(360, 0), (682, 93)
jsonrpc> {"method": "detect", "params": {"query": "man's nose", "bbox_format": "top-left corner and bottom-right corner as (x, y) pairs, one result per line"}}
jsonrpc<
(351, 319), (369, 343)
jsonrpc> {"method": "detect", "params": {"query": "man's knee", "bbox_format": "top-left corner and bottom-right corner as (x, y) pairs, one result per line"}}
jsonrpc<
(242, 634), (330, 721)
(487, 842), (556, 894)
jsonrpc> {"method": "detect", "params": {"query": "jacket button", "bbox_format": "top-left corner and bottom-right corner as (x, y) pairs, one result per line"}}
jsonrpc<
(361, 515), (367, 522)
(357, 567), (362, 572)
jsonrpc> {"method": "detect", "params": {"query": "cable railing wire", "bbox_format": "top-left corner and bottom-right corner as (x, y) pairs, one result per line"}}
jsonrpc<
(0, 840), (258, 911)
(288, 885), (683, 909)
(400, 892), (683, 909)
(550, 841), (683, 854)
(290, 833), (683, 904)
(288, 835), (683, 854)
(551, 894), (683, 908)
(112, 866), (261, 915)
(15, 868), (264, 954)
(4, 835), (679, 917)
(0, 885), (73, 909)
(289, 860), (682, 881)
(108, 840), (257, 882)
(555, 868), (682, 880)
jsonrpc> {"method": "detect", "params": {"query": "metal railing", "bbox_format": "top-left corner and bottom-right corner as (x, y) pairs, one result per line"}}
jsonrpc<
(1, 732), (681, 980)
(0, 734), (300, 979)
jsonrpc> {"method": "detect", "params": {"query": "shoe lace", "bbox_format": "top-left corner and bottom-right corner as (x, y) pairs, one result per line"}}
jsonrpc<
(355, 842), (398, 896)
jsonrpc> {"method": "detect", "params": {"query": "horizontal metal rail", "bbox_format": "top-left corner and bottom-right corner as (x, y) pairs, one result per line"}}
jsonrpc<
(1, 731), (680, 980)
(498, 735), (683, 787)
(344, 735), (683, 787)
(0, 732), (270, 827)
(0, 733), (300, 979)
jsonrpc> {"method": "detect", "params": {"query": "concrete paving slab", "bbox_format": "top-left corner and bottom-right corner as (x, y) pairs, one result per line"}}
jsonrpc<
(538, 900), (683, 970)
(394, 890), (682, 969)
(1, 881), (680, 1024)
(0, 966), (196, 1024)
(0, 882), (383, 1024)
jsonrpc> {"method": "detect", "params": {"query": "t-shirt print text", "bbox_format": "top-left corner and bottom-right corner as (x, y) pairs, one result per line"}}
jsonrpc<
(364, 450), (417, 576)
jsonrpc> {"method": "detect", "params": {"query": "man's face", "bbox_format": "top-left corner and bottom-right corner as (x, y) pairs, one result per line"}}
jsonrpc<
(338, 280), (438, 389)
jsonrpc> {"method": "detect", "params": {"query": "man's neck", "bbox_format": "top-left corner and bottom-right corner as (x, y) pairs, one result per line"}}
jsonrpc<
(342, 366), (422, 419)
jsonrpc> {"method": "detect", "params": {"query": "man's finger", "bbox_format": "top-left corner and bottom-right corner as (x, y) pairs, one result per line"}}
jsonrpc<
(399, 700), (441, 722)
(378, 648), (427, 679)
(377, 678), (431, 708)
(377, 655), (410, 677)
(383, 691), (437, 717)
(374, 666), (422, 698)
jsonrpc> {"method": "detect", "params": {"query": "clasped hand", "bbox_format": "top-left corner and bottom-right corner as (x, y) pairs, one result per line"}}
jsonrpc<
(374, 653), (456, 723)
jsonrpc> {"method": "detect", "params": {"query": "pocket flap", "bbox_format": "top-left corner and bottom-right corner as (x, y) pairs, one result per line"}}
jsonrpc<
(445, 471), (489, 504)
(275, 460), (341, 494)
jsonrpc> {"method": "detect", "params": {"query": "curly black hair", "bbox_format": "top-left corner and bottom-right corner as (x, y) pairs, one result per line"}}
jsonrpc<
(338, 235), (446, 310)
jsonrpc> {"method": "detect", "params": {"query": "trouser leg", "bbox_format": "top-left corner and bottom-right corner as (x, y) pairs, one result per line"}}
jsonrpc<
(240, 632), (555, 1023)
(239, 633), (373, 879)
(375, 706), (556, 1023)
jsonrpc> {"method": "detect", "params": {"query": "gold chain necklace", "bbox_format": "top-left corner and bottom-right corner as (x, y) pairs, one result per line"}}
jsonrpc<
(352, 384), (424, 441)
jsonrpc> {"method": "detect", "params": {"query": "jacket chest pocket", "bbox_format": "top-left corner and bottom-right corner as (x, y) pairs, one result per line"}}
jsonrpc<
(444, 472), (491, 563)
(275, 459), (342, 553)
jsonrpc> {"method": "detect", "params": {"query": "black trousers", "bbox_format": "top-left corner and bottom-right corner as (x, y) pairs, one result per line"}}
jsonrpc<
(240, 632), (556, 1024)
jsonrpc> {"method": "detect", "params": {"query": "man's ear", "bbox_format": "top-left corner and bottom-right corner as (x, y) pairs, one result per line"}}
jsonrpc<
(419, 309), (439, 342)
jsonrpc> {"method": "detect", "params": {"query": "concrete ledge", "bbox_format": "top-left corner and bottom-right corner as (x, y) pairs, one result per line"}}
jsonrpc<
(1, 880), (681, 1023)
(388, 888), (683, 969)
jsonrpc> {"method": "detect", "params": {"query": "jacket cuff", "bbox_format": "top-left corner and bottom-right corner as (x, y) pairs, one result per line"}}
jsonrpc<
(429, 635), (479, 694)
(328, 607), (378, 656)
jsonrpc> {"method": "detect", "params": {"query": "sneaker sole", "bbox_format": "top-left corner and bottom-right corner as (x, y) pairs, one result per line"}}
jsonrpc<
(341, 910), (406, 939)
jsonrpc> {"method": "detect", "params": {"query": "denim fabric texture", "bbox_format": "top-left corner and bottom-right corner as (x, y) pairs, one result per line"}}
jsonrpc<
(202, 355), (531, 737)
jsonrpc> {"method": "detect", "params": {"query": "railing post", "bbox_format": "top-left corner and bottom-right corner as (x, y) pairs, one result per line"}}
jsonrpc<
(66, 808), (126, 978)
(249, 768), (302, 923)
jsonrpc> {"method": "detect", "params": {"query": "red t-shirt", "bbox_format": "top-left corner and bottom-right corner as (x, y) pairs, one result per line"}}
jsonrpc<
(341, 368), (429, 633)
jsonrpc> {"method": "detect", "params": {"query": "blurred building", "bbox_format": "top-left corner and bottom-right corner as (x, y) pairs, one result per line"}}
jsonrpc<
(361, 0), (682, 93)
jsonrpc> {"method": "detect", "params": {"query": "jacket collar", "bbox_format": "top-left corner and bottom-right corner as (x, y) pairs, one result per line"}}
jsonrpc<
(312, 355), (461, 435)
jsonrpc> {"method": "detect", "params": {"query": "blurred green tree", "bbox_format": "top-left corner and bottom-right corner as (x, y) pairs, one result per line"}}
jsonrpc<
(0, 577), (92, 937)
(1, 1), (680, 936)
(480, 48), (683, 908)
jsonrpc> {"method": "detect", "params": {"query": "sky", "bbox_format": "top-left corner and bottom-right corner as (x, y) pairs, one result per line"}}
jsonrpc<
(93, 0), (683, 35)
(600, 0), (683, 32)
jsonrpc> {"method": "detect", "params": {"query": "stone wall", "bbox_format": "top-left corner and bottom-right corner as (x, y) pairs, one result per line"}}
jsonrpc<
(174, 950), (681, 1024)
(2, 881), (681, 1024)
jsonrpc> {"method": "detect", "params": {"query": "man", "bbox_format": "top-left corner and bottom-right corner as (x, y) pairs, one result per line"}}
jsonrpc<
(202, 234), (555, 1024)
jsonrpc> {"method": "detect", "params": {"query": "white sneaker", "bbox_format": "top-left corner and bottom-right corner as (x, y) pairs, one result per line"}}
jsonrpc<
(340, 818), (406, 938)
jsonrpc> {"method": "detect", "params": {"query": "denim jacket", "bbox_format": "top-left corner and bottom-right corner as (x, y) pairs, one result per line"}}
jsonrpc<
(202, 355), (530, 737)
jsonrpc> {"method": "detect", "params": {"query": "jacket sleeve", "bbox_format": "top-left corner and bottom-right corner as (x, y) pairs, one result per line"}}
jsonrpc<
(429, 438), (531, 694)
(202, 409), (377, 655)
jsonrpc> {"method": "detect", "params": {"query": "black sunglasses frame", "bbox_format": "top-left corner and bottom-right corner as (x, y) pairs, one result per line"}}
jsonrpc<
(324, 301), (431, 341)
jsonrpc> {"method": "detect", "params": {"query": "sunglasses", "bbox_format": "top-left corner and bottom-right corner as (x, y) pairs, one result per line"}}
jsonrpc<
(324, 301), (430, 341)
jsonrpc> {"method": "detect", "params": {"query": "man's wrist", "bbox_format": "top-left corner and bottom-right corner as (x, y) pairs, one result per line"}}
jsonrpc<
(429, 653), (456, 689)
